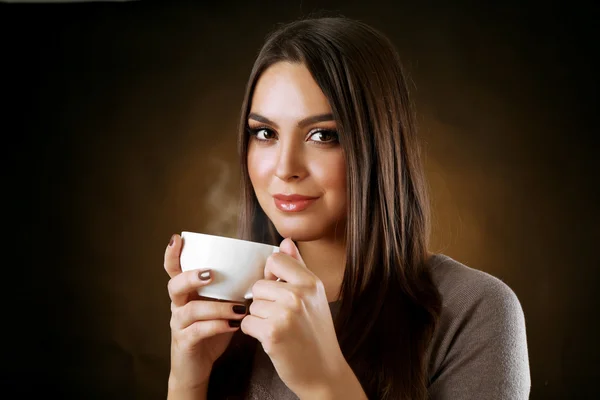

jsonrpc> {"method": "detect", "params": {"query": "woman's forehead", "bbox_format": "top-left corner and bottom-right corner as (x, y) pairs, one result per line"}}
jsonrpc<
(250, 62), (332, 121)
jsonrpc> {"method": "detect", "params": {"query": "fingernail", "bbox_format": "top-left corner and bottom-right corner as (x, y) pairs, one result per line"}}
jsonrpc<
(232, 305), (246, 314)
(198, 270), (211, 281)
(228, 320), (241, 328)
(169, 235), (176, 247)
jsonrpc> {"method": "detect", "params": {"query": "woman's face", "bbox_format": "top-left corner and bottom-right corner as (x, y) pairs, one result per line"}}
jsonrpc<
(247, 62), (346, 242)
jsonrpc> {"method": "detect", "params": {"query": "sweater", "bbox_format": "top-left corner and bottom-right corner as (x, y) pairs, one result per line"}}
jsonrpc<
(245, 253), (531, 399)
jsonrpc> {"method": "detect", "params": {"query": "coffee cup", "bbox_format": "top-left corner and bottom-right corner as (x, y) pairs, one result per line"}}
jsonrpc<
(179, 231), (279, 302)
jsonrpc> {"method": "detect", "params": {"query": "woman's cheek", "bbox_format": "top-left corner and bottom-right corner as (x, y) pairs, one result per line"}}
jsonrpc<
(308, 150), (346, 192)
(248, 145), (275, 186)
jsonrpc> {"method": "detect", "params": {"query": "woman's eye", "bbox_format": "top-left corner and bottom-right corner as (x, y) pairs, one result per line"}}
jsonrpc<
(253, 128), (276, 140)
(309, 130), (338, 143)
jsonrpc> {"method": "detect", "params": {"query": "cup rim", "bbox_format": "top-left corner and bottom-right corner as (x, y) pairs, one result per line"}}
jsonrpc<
(180, 231), (279, 250)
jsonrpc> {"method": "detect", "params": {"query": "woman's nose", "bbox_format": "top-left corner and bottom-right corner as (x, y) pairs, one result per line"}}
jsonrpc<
(274, 140), (307, 182)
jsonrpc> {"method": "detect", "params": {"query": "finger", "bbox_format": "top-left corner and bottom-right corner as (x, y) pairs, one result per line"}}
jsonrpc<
(179, 319), (240, 344)
(264, 238), (304, 281)
(168, 269), (213, 307)
(240, 314), (266, 343)
(248, 299), (280, 319)
(279, 238), (305, 263)
(173, 300), (248, 330)
(164, 234), (182, 279)
(251, 279), (300, 306)
(264, 252), (311, 285)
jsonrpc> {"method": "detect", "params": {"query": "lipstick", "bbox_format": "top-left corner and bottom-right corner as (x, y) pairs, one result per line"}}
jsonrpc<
(273, 194), (319, 212)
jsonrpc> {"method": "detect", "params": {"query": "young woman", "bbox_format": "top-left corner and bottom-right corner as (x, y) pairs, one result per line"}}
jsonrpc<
(164, 17), (531, 400)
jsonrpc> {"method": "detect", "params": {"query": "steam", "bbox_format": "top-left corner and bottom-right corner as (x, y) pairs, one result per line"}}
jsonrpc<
(204, 157), (239, 237)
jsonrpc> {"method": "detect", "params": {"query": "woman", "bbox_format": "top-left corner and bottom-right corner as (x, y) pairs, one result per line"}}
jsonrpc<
(164, 17), (531, 399)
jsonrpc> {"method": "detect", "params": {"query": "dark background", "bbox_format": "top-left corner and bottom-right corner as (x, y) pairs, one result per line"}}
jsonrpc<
(1, 1), (598, 399)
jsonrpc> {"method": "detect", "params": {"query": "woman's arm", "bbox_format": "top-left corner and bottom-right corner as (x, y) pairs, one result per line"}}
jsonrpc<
(298, 362), (368, 400)
(167, 382), (208, 400)
(428, 271), (531, 399)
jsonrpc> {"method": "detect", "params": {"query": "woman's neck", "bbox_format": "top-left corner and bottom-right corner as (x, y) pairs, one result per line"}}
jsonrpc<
(296, 238), (346, 303)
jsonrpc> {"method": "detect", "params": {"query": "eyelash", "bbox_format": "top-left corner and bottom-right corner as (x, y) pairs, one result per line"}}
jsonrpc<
(247, 126), (339, 146)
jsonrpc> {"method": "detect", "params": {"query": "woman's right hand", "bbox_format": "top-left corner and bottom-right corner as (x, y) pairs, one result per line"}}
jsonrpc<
(164, 234), (248, 394)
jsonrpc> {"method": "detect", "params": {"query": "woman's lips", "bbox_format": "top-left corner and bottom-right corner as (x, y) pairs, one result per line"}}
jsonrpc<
(273, 194), (319, 212)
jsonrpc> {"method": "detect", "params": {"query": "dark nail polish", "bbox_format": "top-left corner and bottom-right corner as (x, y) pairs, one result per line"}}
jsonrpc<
(169, 235), (176, 247)
(233, 305), (246, 314)
(198, 270), (211, 281)
(228, 320), (241, 328)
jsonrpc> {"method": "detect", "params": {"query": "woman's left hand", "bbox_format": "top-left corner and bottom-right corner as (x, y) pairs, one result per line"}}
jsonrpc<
(240, 238), (358, 399)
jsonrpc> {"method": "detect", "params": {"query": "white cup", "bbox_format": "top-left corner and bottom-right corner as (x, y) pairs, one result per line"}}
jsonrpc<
(179, 231), (279, 302)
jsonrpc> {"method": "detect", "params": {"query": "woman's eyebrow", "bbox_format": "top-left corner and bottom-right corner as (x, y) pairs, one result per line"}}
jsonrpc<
(248, 113), (278, 128)
(248, 112), (334, 129)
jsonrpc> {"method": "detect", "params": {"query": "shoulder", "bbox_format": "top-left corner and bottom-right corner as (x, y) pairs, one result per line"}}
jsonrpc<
(425, 254), (531, 399)
(427, 253), (524, 318)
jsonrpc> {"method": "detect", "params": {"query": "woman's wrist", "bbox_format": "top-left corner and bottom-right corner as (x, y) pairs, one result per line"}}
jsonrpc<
(167, 384), (208, 400)
(167, 373), (210, 400)
(167, 387), (208, 400)
(298, 362), (368, 400)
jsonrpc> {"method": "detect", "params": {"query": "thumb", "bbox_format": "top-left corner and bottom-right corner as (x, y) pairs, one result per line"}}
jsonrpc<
(279, 238), (305, 264)
(264, 238), (305, 282)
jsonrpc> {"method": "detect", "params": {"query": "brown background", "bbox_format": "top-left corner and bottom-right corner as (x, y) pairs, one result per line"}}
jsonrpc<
(2, 1), (598, 399)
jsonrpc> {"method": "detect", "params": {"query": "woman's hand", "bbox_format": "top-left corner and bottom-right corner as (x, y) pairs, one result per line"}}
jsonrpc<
(240, 238), (362, 399)
(164, 234), (247, 395)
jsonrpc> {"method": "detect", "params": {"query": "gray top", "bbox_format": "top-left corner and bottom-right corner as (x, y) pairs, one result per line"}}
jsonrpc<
(246, 254), (531, 399)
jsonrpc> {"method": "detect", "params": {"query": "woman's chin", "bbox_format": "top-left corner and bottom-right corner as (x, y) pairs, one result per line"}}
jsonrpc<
(271, 217), (345, 243)
(272, 220), (328, 242)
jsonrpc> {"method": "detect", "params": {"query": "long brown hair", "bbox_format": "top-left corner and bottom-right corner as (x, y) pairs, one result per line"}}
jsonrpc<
(209, 17), (442, 400)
